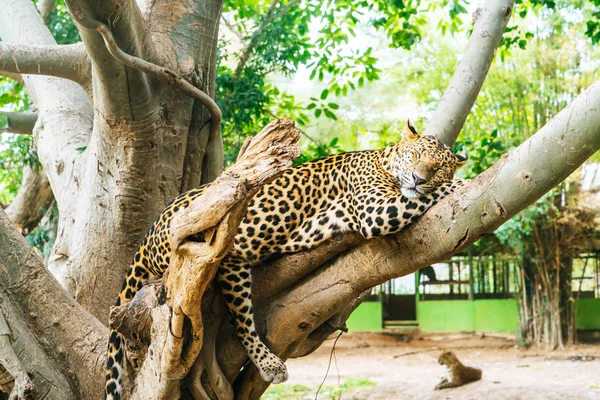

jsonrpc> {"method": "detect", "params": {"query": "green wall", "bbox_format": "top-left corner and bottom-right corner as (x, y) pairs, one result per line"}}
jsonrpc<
(346, 301), (382, 331)
(576, 298), (600, 330)
(348, 297), (600, 333)
(417, 299), (519, 333)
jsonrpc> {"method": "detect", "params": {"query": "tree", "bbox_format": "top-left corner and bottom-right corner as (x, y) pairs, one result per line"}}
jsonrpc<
(0, 0), (599, 399)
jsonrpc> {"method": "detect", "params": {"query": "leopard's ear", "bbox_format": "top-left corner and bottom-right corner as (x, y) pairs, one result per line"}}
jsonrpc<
(402, 119), (419, 143)
(455, 152), (468, 169)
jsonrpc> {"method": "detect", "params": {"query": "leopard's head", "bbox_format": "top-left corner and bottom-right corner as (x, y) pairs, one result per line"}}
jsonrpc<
(437, 350), (459, 366)
(390, 120), (468, 199)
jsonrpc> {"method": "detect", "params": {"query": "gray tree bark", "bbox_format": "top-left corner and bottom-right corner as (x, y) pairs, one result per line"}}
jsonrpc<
(0, 209), (106, 399)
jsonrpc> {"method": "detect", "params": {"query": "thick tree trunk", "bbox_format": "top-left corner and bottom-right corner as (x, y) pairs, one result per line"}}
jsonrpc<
(0, 0), (224, 322)
(0, 210), (106, 399)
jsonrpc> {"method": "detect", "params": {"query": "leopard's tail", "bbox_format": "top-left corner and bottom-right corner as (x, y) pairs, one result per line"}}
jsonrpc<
(105, 260), (153, 400)
(105, 329), (125, 400)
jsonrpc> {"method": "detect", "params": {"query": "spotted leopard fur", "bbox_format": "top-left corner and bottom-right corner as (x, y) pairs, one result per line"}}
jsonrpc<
(105, 121), (468, 399)
(435, 350), (482, 390)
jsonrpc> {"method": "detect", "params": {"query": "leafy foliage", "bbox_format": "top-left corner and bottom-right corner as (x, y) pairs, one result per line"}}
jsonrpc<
(0, 78), (35, 204)
(585, 0), (600, 44)
(218, 0), (467, 161)
(26, 201), (58, 258)
(42, 0), (81, 44)
(294, 137), (344, 164)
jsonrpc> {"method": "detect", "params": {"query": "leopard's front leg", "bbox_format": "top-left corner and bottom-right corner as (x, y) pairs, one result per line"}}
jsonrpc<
(435, 379), (462, 390)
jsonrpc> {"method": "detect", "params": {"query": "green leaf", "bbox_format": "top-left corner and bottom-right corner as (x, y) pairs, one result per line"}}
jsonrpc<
(320, 89), (329, 100)
(315, 109), (322, 118)
(306, 103), (317, 110)
(75, 146), (87, 153)
(328, 102), (339, 110)
(324, 108), (337, 120)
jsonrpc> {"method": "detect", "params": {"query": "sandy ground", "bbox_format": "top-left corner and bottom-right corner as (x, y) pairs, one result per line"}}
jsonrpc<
(277, 332), (600, 400)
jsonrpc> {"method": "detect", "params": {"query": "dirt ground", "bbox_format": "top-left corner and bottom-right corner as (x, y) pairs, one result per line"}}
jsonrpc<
(276, 332), (600, 400)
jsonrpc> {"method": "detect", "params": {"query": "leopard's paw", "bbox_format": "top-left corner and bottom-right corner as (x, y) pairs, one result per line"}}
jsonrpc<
(257, 353), (288, 384)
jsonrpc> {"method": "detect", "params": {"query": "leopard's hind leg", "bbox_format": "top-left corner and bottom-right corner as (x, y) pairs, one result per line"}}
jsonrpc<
(217, 254), (288, 383)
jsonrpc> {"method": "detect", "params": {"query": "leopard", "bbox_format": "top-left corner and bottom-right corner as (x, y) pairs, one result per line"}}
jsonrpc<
(104, 120), (468, 399)
(435, 350), (483, 390)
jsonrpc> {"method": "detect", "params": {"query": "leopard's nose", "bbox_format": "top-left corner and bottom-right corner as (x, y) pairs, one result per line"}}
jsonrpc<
(413, 172), (427, 185)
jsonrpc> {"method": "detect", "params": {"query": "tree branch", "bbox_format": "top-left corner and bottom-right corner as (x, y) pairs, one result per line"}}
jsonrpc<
(0, 295), (75, 399)
(221, 15), (245, 40)
(4, 164), (53, 235)
(64, 0), (158, 120)
(0, 311), (34, 398)
(0, 72), (24, 85)
(0, 0), (93, 196)
(225, 78), (600, 399)
(0, 112), (37, 135)
(36, 0), (56, 20)
(0, 209), (106, 399)
(424, 0), (515, 145)
(0, 42), (91, 87)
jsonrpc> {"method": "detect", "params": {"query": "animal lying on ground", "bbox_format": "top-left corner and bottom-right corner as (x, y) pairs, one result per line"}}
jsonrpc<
(104, 120), (469, 399)
(435, 350), (483, 390)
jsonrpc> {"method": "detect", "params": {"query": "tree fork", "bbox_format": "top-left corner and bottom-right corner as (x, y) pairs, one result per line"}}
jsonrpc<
(66, 0), (224, 183)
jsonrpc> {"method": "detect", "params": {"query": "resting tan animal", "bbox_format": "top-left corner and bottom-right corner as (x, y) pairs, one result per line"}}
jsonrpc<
(435, 350), (482, 390)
